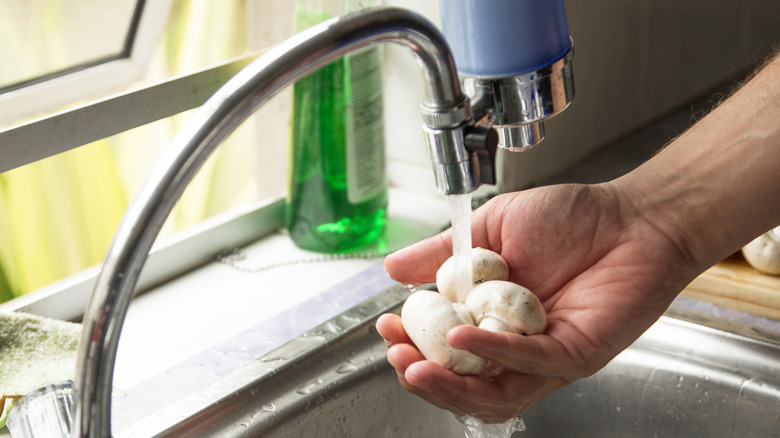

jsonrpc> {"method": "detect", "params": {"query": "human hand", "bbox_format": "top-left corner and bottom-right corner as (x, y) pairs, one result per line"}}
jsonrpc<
(377, 183), (701, 422)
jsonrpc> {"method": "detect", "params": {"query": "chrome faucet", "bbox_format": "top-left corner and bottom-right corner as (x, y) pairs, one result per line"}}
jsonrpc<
(71, 7), (494, 437)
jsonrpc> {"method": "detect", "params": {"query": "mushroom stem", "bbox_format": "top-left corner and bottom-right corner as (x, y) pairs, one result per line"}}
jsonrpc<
(465, 280), (547, 337)
(477, 317), (514, 333)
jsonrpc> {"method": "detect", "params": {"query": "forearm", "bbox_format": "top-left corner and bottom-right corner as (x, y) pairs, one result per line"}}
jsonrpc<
(615, 52), (780, 273)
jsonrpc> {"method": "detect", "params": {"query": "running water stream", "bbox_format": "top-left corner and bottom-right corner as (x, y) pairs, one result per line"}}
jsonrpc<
(447, 193), (473, 303)
(447, 193), (526, 437)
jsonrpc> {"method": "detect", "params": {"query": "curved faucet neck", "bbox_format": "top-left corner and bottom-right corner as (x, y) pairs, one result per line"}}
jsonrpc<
(72, 7), (477, 437)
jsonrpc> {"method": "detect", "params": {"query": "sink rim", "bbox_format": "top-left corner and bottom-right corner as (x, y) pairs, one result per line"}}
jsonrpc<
(117, 284), (780, 437)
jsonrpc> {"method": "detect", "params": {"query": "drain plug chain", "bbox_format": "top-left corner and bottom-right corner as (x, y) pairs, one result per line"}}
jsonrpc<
(215, 247), (394, 274)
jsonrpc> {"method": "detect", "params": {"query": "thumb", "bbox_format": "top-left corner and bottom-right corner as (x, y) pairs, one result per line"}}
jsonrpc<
(385, 231), (452, 286)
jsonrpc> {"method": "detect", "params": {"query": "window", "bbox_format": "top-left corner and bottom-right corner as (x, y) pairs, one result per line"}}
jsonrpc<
(0, 0), (170, 128)
(0, 0), (295, 302)
(0, 0), (143, 91)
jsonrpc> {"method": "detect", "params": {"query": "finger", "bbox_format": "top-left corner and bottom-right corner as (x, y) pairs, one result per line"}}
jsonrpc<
(404, 362), (545, 422)
(375, 313), (412, 346)
(446, 325), (592, 379)
(386, 344), (455, 411)
(384, 232), (452, 286)
(391, 343), (569, 422)
(387, 343), (426, 371)
(386, 343), (423, 389)
(387, 345), (500, 416)
(401, 358), (479, 415)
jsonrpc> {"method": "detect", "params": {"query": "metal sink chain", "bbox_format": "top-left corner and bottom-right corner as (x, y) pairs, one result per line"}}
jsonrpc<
(215, 246), (394, 274)
(216, 195), (496, 274)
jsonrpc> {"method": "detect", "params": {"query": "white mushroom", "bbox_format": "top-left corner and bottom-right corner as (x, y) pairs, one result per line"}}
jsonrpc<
(464, 280), (547, 336)
(436, 247), (509, 303)
(742, 226), (780, 275)
(401, 290), (486, 375)
(400, 248), (547, 376)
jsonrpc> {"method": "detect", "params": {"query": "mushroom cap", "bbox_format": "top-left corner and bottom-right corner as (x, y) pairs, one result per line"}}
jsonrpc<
(464, 280), (546, 335)
(401, 290), (486, 375)
(742, 227), (780, 275)
(436, 247), (509, 303)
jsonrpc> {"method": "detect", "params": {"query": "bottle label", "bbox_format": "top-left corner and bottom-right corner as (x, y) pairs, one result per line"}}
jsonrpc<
(345, 47), (385, 205)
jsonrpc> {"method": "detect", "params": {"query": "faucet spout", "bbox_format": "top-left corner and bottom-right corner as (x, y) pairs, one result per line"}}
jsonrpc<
(72, 7), (483, 437)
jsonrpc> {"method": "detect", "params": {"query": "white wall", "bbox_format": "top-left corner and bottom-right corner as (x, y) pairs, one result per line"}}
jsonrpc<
(382, 0), (444, 196)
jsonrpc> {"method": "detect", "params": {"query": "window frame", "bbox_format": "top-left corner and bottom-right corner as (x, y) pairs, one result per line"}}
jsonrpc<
(0, 0), (174, 129)
(0, 54), (258, 174)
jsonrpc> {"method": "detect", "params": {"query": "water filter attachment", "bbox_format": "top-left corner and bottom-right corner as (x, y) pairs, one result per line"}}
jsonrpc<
(440, 0), (575, 150)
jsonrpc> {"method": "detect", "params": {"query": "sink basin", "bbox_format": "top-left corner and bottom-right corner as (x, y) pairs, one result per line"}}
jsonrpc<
(119, 285), (780, 437)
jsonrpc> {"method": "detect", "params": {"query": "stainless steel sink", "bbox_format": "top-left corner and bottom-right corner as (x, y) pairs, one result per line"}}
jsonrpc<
(120, 285), (780, 437)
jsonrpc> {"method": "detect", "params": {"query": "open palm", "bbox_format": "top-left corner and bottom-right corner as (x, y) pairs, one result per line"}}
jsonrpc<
(377, 182), (700, 422)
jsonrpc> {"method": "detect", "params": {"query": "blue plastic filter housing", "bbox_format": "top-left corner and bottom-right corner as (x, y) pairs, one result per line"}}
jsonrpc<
(440, 0), (571, 77)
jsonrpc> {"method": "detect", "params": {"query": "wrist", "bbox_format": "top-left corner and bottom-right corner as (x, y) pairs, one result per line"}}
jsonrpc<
(612, 53), (780, 273)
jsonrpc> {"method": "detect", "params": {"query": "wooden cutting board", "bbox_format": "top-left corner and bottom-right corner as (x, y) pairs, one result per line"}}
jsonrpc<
(681, 256), (780, 321)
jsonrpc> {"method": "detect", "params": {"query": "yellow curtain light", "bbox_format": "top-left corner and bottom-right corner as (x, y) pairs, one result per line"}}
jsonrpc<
(0, 0), (257, 302)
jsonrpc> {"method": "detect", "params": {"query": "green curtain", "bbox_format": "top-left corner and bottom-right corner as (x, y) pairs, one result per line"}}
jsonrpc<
(0, 0), (257, 302)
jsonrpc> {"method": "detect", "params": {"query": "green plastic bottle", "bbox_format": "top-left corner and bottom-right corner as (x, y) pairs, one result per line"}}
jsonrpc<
(286, 0), (387, 253)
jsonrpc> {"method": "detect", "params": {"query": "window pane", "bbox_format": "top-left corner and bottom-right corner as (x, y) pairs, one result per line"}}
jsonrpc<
(0, 0), (141, 90)
(0, 0), (292, 302)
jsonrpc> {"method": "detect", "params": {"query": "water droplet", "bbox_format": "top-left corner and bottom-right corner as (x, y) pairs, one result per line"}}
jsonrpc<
(336, 363), (359, 374)
(405, 284), (419, 292)
(317, 320), (342, 335)
(261, 403), (276, 412)
(334, 314), (362, 327)
(296, 378), (323, 395)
